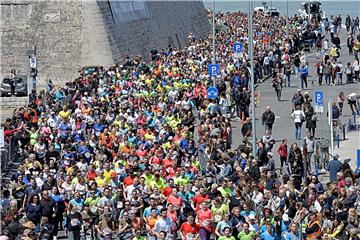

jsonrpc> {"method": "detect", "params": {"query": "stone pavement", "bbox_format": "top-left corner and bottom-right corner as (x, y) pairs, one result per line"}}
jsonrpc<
(335, 130), (360, 171)
(230, 27), (360, 181)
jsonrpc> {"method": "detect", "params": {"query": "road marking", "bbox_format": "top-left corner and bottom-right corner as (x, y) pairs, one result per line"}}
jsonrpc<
(305, 42), (346, 58)
(275, 116), (280, 119)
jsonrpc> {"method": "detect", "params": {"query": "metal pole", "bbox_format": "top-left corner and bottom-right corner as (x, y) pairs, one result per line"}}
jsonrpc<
(329, 101), (334, 156)
(249, 0), (256, 156)
(286, 0), (289, 38)
(319, 112), (322, 140)
(212, 0), (216, 87)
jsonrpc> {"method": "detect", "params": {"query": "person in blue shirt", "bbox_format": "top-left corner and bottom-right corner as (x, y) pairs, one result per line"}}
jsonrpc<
(184, 164), (194, 180)
(260, 223), (277, 240)
(283, 223), (300, 240)
(328, 154), (343, 181)
(240, 203), (256, 219)
(93, 119), (105, 135)
(298, 63), (309, 89)
(69, 192), (84, 211)
(58, 120), (70, 141)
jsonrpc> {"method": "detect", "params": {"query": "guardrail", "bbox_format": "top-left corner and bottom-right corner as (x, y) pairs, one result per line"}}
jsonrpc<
(1, 136), (17, 184)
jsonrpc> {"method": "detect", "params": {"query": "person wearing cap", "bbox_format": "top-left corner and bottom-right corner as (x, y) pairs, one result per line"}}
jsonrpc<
(328, 154), (343, 182)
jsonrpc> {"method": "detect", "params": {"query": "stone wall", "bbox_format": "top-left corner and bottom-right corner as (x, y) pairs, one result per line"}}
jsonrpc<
(0, 0), (83, 86)
(0, 0), (210, 88)
(0, 96), (28, 108)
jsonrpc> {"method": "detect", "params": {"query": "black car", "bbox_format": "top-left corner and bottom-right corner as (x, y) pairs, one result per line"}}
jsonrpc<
(1, 75), (28, 97)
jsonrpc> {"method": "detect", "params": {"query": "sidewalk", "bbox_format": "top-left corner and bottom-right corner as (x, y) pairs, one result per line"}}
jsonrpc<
(335, 130), (360, 171)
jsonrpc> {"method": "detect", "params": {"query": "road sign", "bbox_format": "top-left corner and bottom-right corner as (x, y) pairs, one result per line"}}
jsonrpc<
(233, 42), (244, 53)
(314, 90), (324, 113)
(30, 56), (37, 68)
(207, 86), (218, 100)
(208, 64), (220, 76)
(233, 42), (244, 58)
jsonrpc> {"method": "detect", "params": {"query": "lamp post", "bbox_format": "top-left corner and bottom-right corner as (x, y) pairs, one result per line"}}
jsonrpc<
(248, 0), (256, 156)
(286, 0), (289, 38)
(26, 46), (37, 93)
(212, 0), (216, 87)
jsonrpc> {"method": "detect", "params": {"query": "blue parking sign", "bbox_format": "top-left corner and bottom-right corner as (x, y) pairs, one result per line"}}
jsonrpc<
(315, 91), (324, 106)
(233, 42), (244, 53)
(208, 64), (220, 76)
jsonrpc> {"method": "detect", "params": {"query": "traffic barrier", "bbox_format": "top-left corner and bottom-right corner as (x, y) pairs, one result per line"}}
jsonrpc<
(336, 134), (340, 148)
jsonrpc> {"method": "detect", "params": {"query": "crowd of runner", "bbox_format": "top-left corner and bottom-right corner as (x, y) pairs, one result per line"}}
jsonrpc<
(0, 8), (360, 240)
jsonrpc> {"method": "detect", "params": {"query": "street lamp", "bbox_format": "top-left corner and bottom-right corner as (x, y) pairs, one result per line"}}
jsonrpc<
(248, 0), (256, 156)
(212, 0), (216, 87)
(286, 0), (289, 38)
(27, 46), (37, 92)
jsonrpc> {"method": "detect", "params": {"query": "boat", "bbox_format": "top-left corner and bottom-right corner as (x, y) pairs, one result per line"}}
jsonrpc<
(254, 3), (280, 17)
(298, 1), (326, 22)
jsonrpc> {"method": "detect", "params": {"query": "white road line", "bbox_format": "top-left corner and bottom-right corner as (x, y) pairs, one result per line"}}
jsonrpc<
(305, 42), (347, 58)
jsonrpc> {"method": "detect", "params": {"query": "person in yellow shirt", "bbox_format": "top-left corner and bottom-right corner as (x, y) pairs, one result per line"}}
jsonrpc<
(95, 171), (107, 190)
(58, 105), (71, 120)
(103, 163), (115, 182)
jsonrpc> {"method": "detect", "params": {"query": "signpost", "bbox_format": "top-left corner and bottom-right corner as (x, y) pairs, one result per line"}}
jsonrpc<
(207, 86), (218, 100)
(29, 57), (37, 68)
(0, 127), (4, 148)
(357, 149), (360, 173)
(233, 42), (244, 58)
(208, 64), (220, 77)
(314, 90), (324, 140)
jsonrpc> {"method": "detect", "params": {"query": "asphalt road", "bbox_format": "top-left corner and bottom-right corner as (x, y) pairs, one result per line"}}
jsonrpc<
(231, 29), (360, 164)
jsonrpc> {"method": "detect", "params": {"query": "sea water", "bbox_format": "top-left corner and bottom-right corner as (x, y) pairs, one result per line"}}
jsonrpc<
(203, 0), (360, 18)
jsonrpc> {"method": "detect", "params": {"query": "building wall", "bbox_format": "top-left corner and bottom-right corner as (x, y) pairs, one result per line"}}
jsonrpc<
(0, 0), (210, 88)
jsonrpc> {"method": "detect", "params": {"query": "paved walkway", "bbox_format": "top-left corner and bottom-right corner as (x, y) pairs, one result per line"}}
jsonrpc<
(335, 130), (360, 170)
(230, 27), (360, 177)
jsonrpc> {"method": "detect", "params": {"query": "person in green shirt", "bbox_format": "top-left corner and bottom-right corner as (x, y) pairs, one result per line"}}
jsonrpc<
(84, 190), (100, 207)
(218, 227), (236, 240)
(238, 222), (255, 240)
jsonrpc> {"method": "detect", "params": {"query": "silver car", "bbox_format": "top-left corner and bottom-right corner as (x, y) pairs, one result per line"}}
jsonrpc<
(1, 75), (28, 97)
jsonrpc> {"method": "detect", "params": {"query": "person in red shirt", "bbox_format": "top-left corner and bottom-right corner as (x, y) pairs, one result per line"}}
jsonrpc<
(277, 139), (288, 169)
(196, 201), (214, 240)
(166, 203), (179, 227)
(123, 174), (134, 186)
(180, 214), (200, 240)
(162, 179), (175, 198)
(167, 188), (182, 210)
(192, 186), (209, 211)
(86, 165), (97, 181)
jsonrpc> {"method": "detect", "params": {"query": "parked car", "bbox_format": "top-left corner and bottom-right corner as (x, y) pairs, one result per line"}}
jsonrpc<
(1, 75), (28, 97)
(82, 66), (101, 76)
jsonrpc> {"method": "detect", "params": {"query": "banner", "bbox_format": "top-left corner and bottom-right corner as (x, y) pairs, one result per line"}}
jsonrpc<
(109, 0), (149, 23)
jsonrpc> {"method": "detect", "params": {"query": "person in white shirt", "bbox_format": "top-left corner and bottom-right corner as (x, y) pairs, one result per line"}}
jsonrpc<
(291, 105), (306, 140)
(323, 39), (329, 52)
(352, 59), (359, 81)
(347, 93), (359, 114)
(219, 93), (228, 116)
(336, 62), (343, 85)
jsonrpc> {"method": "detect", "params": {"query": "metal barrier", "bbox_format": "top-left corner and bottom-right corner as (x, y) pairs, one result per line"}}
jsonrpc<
(348, 112), (360, 131)
(1, 136), (17, 181)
